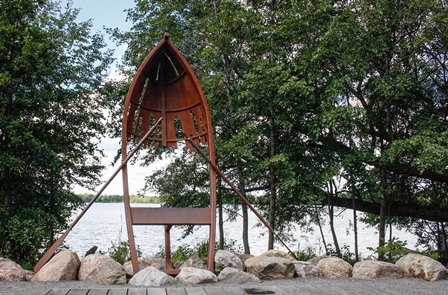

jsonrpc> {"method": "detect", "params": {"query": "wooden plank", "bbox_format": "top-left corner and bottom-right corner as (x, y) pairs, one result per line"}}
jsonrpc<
(183, 287), (207, 295)
(306, 283), (344, 295)
(345, 282), (397, 295)
(85, 289), (108, 295)
(128, 288), (149, 295)
(242, 286), (276, 294)
(277, 284), (318, 295)
(165, 287), (187, 295)
(106, 289), (129, 295)
(146, 288), (167, 295)
(146, 288), (166, 295)
(202, 287), (227, 295)
(45, 290), (70, 295)
(220, 287), (244, 295)
(66, 289), (90, 295)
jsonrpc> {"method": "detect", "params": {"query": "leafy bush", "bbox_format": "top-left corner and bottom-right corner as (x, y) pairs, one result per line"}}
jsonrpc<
(367, 238), (408, 263)
(156, 238), (243, 263)
(294, 246), (317, 261)
(105, 240), (142, 265)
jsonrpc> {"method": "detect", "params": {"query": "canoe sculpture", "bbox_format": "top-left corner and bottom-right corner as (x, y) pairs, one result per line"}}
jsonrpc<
(121, 33), (217, 275)
(34, 33), (294, 275)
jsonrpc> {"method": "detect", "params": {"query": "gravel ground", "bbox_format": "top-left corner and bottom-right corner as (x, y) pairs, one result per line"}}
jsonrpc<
(1, 277), (448, 295)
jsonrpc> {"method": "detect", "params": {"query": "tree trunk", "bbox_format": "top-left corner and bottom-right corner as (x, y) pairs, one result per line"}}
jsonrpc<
(352, 194), (359, 262)
(217, 175), (224, 249)
(378, 197), (387, 260)
(268, 116), (276, 250)
(314, 203), (328, 254)
(378, 165), (387, 260)
(238, 168), (250, 254)
(328, 181), (341, 257)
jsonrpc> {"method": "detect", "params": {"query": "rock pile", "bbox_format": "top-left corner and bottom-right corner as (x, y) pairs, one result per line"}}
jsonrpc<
(1, 250), (446, 286)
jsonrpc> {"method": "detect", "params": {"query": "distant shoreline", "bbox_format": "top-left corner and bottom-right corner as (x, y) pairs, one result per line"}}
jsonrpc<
(77, 194), (161, 204)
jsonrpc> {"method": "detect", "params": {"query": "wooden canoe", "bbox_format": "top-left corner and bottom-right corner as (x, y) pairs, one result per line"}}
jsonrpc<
(122, 33), (213, 151)
(121, 33), (217, 275)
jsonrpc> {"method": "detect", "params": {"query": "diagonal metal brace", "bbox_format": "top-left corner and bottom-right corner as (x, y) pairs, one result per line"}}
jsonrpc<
(34, 117), (163, 272)
(181, 130), (298, 260)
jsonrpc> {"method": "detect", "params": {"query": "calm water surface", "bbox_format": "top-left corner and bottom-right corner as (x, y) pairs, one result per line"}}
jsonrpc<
(64, 203), (417, 259)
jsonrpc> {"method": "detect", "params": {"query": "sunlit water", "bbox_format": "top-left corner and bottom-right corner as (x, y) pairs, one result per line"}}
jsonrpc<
(64, 203), (417, 259)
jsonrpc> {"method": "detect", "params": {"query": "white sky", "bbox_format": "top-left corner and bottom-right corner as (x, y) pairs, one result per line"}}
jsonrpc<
(67, 0), (164, 195)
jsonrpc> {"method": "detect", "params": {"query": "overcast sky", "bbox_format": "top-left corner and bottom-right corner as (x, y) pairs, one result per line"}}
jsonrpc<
(67, 0), (167, 196)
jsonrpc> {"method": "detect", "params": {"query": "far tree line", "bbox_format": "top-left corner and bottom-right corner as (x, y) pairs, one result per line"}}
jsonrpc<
(78, 194), (162, 204)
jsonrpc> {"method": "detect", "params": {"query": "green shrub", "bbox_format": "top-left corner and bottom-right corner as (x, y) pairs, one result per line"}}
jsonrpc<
(294, 246), (317, 261)
(105, 240), (142, 265)
(367, 238), (408, 263)
(156, 238), (243, 263)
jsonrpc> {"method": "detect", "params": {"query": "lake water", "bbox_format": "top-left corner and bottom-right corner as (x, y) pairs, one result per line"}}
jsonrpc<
(64, 203), (418, 259)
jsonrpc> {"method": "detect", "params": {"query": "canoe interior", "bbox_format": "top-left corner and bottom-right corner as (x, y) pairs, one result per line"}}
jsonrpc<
(124, 37), (208, 150)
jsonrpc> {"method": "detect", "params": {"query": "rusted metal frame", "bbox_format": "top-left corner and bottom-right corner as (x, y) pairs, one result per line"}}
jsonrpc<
(34, 118), (163, 272)
(181, 130), (298, 260)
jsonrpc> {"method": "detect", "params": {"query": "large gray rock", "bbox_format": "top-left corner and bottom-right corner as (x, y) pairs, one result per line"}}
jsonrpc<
(353, 260), (403, 279)
(396, 253), (447, 282)
(142, 257), (166, 270)
(215, 250), (243, 274)
(317, 257), (352, 278)
(129, 266), (174, 286)
(0, 258), (26, 281)
(180, 255), (207, 270)
(292, 261), (321, 278)
(123, 260), (152, 277)
(244, 256), (295, 280)
(218, 267), (260, 283)
(174, 261), (184, 269)
(78, 254), (126, 284)
(30, 250), (80, 282)
(236, 254), (254, 264)
(176, 267), (218, 284)
(308, 255), (329, 266)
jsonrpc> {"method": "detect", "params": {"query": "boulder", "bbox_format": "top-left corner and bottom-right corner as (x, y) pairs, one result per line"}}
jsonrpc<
(316, 257), (352, 278)
(292, 261), (321, 278)
(30, 250), (80, 282)
(176, 267), (218, 284)
(244, 256), (295, 280)
(0, 258), (26, 281)
(353, 260), (403, 279)
(123, 260), (152, 277)
(214, 250), (243, 274)
(180, 255), (207, 270)
(395, 253), (447, 282)
(142, 257), (166, 270)
(85, 246), (98, 257)
(174, 261), (184, 269)
(308, 255), (329, 266)
(78, 254), (126, 284)
(129, 266), (174, 286)
(24, 270), (34, 281)
(261, 250), (296, 261)
(236, 254), (254, 264)
(218, 267), (260, 283)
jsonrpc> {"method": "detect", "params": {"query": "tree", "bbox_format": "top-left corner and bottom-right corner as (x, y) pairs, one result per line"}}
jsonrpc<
(0, 0), (113, 265)
(109, 0), (448, 260)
